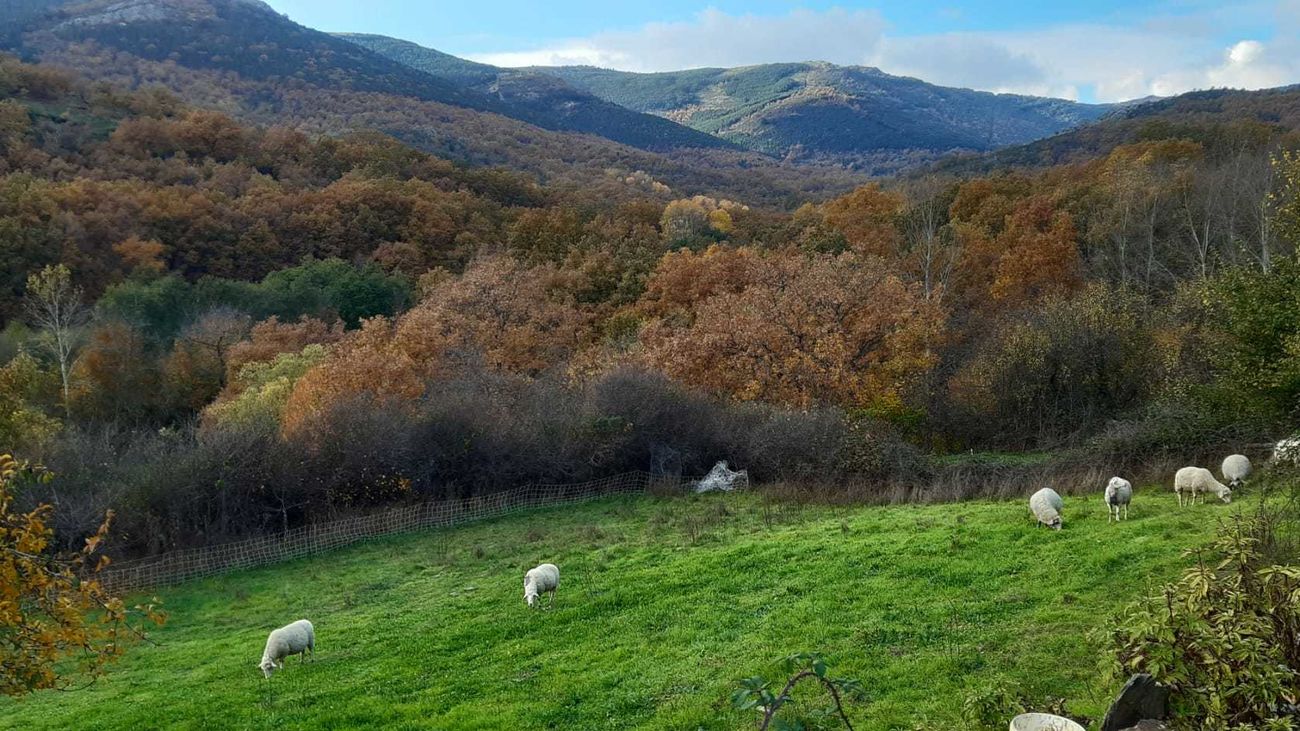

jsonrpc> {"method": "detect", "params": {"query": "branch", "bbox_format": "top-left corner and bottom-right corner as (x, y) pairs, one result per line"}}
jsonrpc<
(758, 670), (857, 731)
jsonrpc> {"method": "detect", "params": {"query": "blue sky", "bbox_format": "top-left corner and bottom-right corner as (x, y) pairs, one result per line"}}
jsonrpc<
(262, 1), (1299, 103)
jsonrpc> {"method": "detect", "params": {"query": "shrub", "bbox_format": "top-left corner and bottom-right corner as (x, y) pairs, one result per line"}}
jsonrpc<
(1109, 515), (1300, 730)
(731, 653), (868, 730)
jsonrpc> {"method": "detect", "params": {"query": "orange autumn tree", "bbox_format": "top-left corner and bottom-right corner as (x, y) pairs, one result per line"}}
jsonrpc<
(950, 182), (1081, 311)
(283, 257), (588, 433)
(640, 252), (944, 413)
(0, 455), (164, 696)
(821, 182), (905, 257)
(638, 245), (760, 321)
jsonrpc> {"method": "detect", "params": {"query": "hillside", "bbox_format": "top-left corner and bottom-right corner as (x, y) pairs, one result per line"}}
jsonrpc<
(0, 488), (1243, 730)
(338, 34), (733, 152)
(931, 85), (1300, 175)
(535, 63), (1112, 172)
(3, 0), (861, 206)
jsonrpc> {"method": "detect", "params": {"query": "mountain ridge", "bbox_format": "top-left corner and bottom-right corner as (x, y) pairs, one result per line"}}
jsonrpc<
(337, 33), (734, 152)
(523, 62), (1113, 170)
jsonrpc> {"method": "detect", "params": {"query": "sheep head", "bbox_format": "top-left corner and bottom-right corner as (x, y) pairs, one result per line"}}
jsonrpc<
(1218, 486), (1233, 504)
(524, 582), (539, 608)
(259, 658), (277, 679)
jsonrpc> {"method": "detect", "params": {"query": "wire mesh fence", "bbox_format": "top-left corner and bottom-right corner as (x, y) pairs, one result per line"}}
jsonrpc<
(97, 471), (685, 594)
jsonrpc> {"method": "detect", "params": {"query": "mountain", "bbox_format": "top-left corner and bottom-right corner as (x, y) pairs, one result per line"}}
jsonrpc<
(3, 0), (864, 207)
(337, 34), (731, 152)
(15, 0), (491, 108)
(929, 85), (1300, 176)
(533, 63), (1113, 171)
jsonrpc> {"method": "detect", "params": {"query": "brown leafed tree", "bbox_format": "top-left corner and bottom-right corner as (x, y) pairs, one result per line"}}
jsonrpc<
(282, 257), (588, 434)
(640, 252), (945, 413)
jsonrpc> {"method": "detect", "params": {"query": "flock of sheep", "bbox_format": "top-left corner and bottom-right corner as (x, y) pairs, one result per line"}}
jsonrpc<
(1029, 447), (1277, 530)
(257, 439), (1300, 678)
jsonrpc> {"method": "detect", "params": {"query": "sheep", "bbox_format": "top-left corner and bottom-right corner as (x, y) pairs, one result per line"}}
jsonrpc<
(1174, 466), (1232, 507)
(1221, 454), (1252, 488)
(1104, 477), (1133, 522)
(258, 619), (314, 679)
(1029, 488), (1064, 530)
(1271, 436), (1300, 466)
(524, 563), (559, 609)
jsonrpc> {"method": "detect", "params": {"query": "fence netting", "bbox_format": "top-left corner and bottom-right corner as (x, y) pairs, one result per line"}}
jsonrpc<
(96, 471), (703, 593)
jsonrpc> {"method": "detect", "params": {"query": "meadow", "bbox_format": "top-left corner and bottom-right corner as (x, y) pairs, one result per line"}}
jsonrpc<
(1, 486), (1251, 730)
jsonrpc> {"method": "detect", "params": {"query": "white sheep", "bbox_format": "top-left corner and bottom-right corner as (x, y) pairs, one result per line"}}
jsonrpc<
(1104, 477), (1132, 522)
(258, 619), (314, 678)
(524, 563), (559, 609)
(1174, 466), (1232, 507)
(1221, 454), (1252, 488)
(1029, 488), (1064, 530)
(1271, 436), (1300, 466)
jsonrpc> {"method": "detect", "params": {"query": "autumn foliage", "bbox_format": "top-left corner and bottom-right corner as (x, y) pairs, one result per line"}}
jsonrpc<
(0, 455), (164, 696)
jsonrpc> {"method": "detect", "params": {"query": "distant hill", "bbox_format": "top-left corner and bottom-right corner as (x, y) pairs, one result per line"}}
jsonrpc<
(3, 0), (862, 207)
(338, 34), (732, 152)
(534, 63), (1113, 171)
(929, 85), (1300, 176)
(19, 0), (489, 108)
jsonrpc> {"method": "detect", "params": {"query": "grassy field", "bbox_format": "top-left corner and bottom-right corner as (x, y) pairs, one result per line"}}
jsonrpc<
(1, 486), (1252, 730)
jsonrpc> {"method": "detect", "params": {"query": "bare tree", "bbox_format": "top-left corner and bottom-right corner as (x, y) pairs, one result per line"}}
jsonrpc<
(24, 264), (88, 413)
(898, 176), (958, 301)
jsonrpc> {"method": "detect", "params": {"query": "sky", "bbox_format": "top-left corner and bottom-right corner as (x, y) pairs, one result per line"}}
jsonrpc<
(260, 1), (1300, 103)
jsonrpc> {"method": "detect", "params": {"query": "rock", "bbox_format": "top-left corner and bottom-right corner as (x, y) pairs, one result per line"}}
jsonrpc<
(1119, 722), (1169, 731)
(1102, 674), (1170, 731)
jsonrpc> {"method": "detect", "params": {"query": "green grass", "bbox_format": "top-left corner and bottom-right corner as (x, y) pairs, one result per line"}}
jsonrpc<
(1, 488), (1251, 730)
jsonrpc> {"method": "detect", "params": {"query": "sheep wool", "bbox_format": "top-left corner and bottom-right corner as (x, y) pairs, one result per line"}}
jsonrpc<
(1104, 477), (1132, 522)
(1174, 467), (1231, 507)
(259, 619), (314, 678)
(1221, 454), (1252, 488)
(1029, 488), (1064, 530)
(524, 563), (560, 609)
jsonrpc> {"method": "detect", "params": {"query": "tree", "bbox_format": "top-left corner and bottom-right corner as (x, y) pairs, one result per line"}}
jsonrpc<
(822, 182), (904, 257)
(641, 253), (944, 415)
(1273, 149), (1300, 255)
(0, 454), (165, 696)
(165, 309), (253, 413)
(0, 352), (60, 449)
(24, 265), (89, 413)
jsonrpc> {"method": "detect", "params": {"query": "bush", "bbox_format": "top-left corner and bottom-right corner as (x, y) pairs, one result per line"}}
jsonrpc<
(27, 364), (926, 556)
(1109, 514), (1300, 730)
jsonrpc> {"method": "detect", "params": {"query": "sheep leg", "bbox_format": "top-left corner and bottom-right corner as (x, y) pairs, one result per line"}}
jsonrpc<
(1123, 504), (1128, 520)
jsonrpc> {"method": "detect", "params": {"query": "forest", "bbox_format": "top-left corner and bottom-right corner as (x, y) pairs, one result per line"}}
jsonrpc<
(3, 52), (1300, 559)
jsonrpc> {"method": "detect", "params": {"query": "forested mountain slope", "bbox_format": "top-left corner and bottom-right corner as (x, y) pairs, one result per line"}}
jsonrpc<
(338, 33), (734, 152)
(536, 62), (1112, 171)
(3, 0), (860, 205)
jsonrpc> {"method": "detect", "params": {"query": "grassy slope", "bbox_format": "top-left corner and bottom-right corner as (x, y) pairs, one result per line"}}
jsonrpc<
(2, 488), (1247, 730)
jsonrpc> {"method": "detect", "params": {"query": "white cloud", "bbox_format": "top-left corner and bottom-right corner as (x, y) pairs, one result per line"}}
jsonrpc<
(466, 4), (1300, 103)
(470, 8), (886, 71)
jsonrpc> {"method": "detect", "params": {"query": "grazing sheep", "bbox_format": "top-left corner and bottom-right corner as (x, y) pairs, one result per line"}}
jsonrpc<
(1029, 488), (1064, 530)
(1104, 477), (1133, 522)
(1271, 436), (1300, 466)
(1174, 467), (1232, 507)
(1221, 454), (1252, 488)
(259, 619), (314, 679)
(524, 563), (559, 609)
